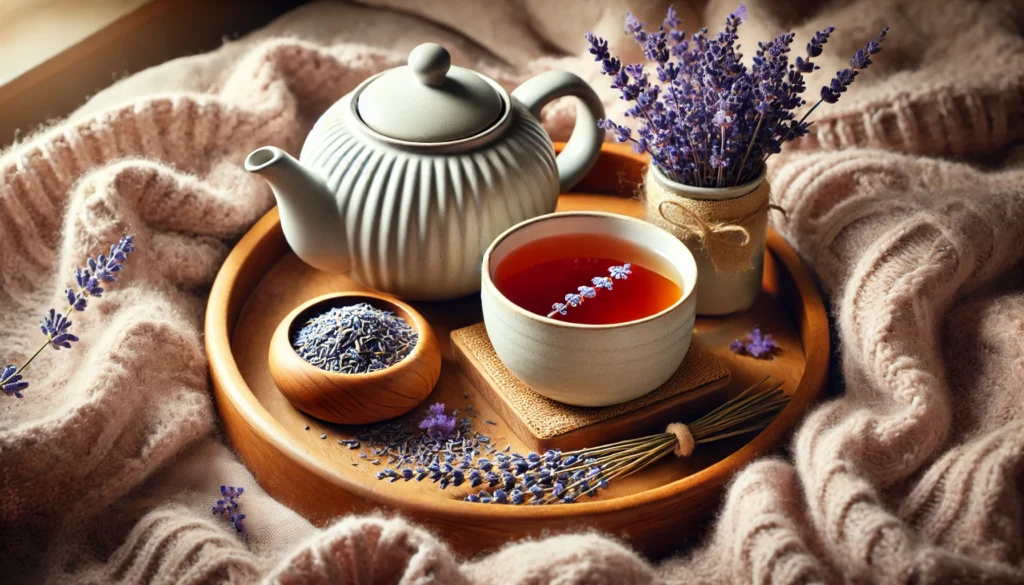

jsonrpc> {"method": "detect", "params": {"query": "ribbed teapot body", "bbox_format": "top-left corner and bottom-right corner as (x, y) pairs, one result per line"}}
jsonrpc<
(297, 94), (559, 300)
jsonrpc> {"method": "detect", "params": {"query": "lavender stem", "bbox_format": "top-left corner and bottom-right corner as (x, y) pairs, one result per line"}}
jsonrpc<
(733, 111), (764, 186)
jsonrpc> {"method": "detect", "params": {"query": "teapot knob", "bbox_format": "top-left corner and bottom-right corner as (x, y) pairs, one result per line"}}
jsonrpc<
(408, 43), (451, 87)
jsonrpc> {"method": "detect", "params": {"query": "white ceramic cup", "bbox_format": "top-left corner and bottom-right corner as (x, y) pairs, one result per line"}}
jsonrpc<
(481, 212), (698, 407)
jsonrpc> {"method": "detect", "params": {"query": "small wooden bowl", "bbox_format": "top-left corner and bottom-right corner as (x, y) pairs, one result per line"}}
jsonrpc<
(268, 292), (441, 424)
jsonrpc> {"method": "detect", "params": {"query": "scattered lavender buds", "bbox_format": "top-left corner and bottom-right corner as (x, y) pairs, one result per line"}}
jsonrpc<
(291, 303), (417, 374)
(367, 405), (500, 486)
(548, 263), (632, 318)
(372, 401), (609, 504)
(2, 235), (135, 399)
(211, 485), (246, 534)
(419, 403), (458, 441)
(730, 326), (778, 358)
(373, 378), (789, 505)
(586, 5), (888, 187)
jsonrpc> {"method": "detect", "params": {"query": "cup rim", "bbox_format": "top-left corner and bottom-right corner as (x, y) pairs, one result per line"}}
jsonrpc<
(481, 211), (697, 330)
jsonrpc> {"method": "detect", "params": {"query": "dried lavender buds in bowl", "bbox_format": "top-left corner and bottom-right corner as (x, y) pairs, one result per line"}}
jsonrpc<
(291, 303), (418, 374)
(268, 292), (442, 425)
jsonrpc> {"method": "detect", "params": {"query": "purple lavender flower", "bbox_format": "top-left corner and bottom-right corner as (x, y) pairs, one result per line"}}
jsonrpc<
(806, 27), (834, 58)
(546, 264), (631, 319)
(419, 403), (458, 440)
(212, 485), (246, 534)
(609, 263), (632, 279)
(821, 27), (888, 104)
(1, 365), (27, 398)
(730, 326), (779, 358)
(624, 13), (643, 34)
(663, 5), (681, 28)
(65, 288), (87, 311)
(585, 31), (610, 61)
(586, 5), (888, 186)
(598, 118), (632, 143)
(3, 235), (136, 399)
(41, 309), (78, 350)
(73, 235), (135, 302)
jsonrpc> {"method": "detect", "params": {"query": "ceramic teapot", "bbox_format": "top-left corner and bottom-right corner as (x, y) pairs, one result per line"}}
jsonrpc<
(245, 43), (605, 300)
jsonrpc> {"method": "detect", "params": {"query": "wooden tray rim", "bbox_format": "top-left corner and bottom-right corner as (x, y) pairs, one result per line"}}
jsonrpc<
(205, 144), (829, 522)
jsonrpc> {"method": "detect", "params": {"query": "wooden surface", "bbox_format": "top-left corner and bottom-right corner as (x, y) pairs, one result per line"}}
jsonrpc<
(452, 323), (731, 452)
(268, 292), (441, 425)
(205, 143), (830, 558)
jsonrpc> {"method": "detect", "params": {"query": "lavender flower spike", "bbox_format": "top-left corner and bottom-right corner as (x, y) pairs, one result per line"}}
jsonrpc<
(547, 264), (631, 319)
(1, 365), (27, 398)
(821, 27), (888, 104)
(3, 235), (136, 399)
(41, 309), (79, 350)
(212, 485), (246, 534)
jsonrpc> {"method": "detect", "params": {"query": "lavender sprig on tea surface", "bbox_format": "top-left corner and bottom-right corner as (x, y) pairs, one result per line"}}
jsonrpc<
(375, 377), (788, 505)
(586, 5), (888, 187)
(291, 303), (418, 374)
(2, 236), (135, 399)
(548, 263), (632, 318)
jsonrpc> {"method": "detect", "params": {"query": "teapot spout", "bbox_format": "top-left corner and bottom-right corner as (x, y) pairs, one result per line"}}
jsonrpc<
(245, 147), (349, 273)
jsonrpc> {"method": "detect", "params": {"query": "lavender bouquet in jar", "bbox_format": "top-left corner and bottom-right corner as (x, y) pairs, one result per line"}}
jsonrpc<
(586, 6), (887, 315)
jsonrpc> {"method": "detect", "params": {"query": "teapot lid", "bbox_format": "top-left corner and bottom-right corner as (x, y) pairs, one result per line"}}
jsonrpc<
(356, 43), (504, 143)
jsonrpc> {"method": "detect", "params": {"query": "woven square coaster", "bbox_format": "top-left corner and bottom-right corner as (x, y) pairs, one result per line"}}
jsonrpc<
(451, 323), (731, 452)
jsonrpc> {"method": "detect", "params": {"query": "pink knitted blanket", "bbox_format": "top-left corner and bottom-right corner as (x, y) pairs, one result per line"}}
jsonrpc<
(2, 1), (1023, 583)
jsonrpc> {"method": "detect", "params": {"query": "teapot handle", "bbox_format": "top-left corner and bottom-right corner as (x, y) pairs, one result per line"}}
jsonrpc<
(511, 71), (605, 193)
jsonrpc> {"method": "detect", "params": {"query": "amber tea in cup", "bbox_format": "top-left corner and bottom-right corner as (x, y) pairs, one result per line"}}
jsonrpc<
(493, 233), (683, 325)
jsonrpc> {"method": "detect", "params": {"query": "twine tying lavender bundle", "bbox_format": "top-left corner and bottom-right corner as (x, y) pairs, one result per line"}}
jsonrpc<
(291, 303), (418, 374)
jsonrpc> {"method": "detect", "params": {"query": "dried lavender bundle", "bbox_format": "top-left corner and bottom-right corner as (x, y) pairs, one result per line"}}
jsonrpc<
(1, 236), (136, 399)
(586, 4), (888, 187)
(375, 377), (788, 505)
(291, 303), (418, 374)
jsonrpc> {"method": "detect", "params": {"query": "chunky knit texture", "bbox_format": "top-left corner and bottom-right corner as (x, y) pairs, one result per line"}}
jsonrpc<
(2, 0), (1023, 583)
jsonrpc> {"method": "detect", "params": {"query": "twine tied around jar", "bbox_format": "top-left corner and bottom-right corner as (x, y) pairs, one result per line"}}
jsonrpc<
(644, 167), (770, 273)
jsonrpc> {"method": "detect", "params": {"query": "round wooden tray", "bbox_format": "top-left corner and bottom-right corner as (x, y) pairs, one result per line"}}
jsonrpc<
(205, 143), (829, 558)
